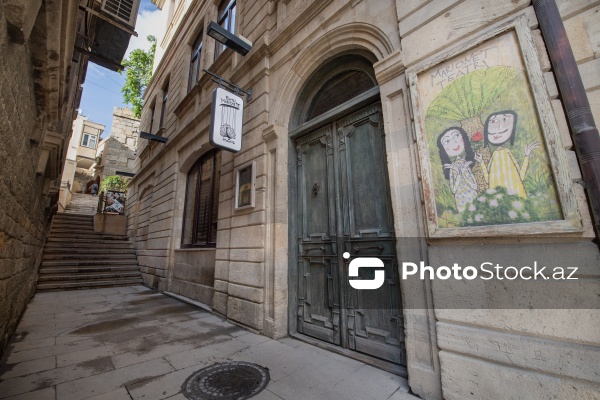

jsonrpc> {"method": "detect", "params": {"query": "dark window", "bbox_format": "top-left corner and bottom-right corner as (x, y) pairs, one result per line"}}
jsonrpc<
(159, 81), (169, 129)
(307, 70), (376, 120)
(189, 30), (203, 91)
(215, 0), (236, 58)
(182, 150), (221, 247)
(149, 102), (155, 133)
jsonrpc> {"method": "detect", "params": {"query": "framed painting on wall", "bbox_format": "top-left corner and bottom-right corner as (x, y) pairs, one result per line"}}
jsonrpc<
(406, 15), (581, 237)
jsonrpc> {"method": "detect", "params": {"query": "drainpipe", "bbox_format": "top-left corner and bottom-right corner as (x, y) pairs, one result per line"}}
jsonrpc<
(533, 0), (600, 238)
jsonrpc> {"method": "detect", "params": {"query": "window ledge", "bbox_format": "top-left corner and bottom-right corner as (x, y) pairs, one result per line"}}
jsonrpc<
(174, 81), (202, 116)
(176, 247), (217, 252)
(209, 47), (234, 76)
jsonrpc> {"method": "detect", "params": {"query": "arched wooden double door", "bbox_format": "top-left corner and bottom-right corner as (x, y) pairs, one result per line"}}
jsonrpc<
(294, 101), (405, 365)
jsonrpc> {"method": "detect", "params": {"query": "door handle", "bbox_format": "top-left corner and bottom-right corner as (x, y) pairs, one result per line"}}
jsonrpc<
(353, 245), (384, 252)
(304, 246), (325, 253)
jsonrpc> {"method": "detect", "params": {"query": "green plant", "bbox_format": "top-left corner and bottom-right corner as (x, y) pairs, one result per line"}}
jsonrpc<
(101, 175), (128, 192)
(120, 35), (156, 119)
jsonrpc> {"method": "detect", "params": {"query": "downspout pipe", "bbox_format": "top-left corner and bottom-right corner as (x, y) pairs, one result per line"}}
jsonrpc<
(533, 0), (600, 238)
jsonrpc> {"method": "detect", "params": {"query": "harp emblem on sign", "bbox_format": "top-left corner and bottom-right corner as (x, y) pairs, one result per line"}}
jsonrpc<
(219, 96), (240, 142)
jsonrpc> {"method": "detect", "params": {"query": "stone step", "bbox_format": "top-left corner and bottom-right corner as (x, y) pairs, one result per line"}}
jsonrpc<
(52, 220), (94, 226)
(53, 215), (94, 220)
(50, 227), (95, 233)
(37, 271), (141, 281)
(39, 265), (140, 274)
(46, 238), (133, 249)
(50, 227), (99, 234)
(54, 213), (95, 219)
(36, 278), (143, 292)
(47, 233), (129, 240)
(43, 243), (134, 251)
(43, 245), (134, 252)
(42, 259), (138, 267)
(42, 252), (137, 260)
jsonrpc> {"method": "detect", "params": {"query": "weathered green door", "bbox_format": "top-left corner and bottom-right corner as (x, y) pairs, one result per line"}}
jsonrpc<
(296, 103), (405, 365)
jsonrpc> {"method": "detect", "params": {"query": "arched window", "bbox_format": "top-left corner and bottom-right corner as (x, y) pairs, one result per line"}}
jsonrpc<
(182, 150), (221, 247)
(306, 69), (376, 120)
(291, 54), (377, 128)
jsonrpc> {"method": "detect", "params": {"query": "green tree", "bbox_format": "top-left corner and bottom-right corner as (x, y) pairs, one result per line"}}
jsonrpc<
(120, 35), (156, 118)
(101, 175), (128, 192)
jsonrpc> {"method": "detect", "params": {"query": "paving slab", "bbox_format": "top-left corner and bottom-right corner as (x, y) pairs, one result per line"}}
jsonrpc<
(0, 286), (416, 400)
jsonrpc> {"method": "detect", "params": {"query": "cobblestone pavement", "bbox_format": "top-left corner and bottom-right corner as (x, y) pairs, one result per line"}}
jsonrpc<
(0, 286), (417, 400)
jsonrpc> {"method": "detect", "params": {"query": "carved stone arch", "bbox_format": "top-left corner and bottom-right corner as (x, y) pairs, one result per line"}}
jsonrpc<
(270, 22), (396, 129)
(178, 142), (214, 173)
(138, 184), (155, 202)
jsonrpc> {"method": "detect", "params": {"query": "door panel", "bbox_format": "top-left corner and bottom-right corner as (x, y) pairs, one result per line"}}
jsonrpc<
(338, 107), (393, 237)
(296, 126), (339, 344)
(296, 103), (405, 365)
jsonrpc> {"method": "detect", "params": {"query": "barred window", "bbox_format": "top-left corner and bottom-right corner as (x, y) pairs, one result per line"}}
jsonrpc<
(182, 150), (221, 247)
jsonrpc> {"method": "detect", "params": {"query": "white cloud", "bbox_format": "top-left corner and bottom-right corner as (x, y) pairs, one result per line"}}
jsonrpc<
(126, 8), (163, 57)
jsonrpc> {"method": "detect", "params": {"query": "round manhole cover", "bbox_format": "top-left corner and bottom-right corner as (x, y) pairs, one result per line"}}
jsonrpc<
(182, 361), (270, 400)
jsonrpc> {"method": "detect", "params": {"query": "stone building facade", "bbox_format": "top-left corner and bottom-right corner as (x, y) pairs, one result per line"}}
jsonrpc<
(126, 1), (600, 398)
(0, 0), (139, 355)
(58, 114), (105, 211)
(94, 107), (140, 179)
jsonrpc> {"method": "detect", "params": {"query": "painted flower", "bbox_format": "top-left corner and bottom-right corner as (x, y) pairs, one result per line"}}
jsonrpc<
(472, 131), (483, 142)
(475, 214), (483, 222)
(509, 210), (518, 219)
(478, 196), (486, 203)
(486, 188), (496, 195)
(522, 212), (530, 219)
(512, 201), (523, 210)
(489, 199), (499, 207)
(469, 204), (476, 212)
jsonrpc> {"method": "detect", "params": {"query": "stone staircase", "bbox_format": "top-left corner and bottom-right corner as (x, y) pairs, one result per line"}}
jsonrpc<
(36, 212), (143, 291)
(63, 193), (99, 215)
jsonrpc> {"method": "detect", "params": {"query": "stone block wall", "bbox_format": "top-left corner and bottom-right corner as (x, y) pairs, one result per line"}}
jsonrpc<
(0, 2), (47, 356)
(100, 107), (139, 178)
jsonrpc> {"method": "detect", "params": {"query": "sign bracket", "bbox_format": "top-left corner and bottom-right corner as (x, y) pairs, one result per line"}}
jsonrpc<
(203, 69), (253, 101)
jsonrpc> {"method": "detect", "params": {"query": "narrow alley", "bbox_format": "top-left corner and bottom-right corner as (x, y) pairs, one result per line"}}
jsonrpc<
(0, 286), (415, 400)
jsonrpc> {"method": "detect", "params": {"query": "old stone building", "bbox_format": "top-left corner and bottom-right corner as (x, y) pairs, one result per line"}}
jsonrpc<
(94, 107), (140, 179)
(58, 114), (105, 211)
(0, 0), (139, 355)
(126, 0), (600, 398)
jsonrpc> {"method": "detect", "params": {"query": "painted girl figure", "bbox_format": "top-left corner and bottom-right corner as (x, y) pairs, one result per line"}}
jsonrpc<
(477, 110), (539, 198)
(437, 127), (479, 213)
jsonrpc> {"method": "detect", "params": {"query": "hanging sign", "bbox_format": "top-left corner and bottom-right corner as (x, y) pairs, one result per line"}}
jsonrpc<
(209, 87), (244, 152)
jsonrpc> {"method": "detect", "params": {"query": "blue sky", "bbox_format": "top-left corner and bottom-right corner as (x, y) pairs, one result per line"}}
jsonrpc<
(79, 0), (160, 138)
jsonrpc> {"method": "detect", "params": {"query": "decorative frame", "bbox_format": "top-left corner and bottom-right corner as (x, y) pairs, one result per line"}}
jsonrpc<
(234, 160), (255, 210)
(406, 14), (581, 237)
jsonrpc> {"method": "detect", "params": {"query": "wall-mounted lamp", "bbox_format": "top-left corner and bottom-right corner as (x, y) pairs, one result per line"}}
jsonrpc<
(115, 171), (135, 177)
(139, 131), (168, 143)
(206, 21), (252, 56)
